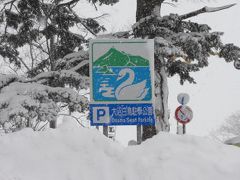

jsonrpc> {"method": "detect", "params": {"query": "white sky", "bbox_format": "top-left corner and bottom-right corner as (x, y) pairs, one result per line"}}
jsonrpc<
(78, 0), (240, 145)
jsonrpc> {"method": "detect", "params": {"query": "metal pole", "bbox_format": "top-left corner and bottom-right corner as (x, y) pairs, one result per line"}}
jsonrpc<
(183, 124), (186, 134)
(137, 125), (142, 144)
(176, 121), (179, 134)
(103, 126), (108, 137)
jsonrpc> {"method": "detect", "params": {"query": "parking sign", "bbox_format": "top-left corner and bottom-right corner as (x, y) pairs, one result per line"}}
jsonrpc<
(89, 39), (155, 126)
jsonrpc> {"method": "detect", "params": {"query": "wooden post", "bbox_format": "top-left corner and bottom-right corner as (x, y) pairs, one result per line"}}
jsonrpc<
(183, 124), (186, 134)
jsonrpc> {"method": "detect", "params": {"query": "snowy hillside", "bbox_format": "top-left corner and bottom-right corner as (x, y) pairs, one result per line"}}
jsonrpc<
(0, 120), (240, 180)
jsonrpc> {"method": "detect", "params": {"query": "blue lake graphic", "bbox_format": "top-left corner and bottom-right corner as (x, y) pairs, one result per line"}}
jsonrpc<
(93, 67), (152, 101)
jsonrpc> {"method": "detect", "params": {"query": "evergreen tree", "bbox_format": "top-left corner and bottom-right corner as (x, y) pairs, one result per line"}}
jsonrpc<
(211, 110), (240, 142)
(0, 0), (118, 132)
(132, 0), (240, 140)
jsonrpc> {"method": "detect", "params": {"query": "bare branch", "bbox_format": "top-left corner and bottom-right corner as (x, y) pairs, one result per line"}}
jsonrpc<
(93, 2), (98, 11)
(92, 13), (109, 20)
(4, 0), (15, 34)
(31, 41), (49, 55)
(33, 120), (41, 131)
(57, 0), (79, 8)
(180, 3), (236, 20)
(45, 37), (52, 62)
(17, 56), (31, 72)
(68, 7), (97, 36)
(1, 58), (19, 75)
(29, 44), (34, 69)
(0, 0), (16, 13)
(38, 121), (49, 131)
(162, 2), (177, 7)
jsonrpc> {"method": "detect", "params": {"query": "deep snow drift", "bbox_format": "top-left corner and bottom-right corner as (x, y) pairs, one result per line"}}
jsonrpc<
(0, 120), (240, 180)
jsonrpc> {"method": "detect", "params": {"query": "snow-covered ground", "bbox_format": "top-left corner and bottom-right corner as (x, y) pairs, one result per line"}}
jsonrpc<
(0, 120), (240, 180)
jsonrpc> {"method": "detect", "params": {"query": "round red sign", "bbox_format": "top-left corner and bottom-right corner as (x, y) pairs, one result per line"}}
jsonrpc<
(175, 105), (193, 124)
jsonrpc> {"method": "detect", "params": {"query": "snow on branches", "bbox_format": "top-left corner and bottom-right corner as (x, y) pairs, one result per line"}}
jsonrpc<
(133, 13), (240, 84)
(0, 50), (89, 132)
(0, 74), (88, 132)
(0, 0), (120, 132)
(220, 44), (240, 62)
(88, 0), (119, 6)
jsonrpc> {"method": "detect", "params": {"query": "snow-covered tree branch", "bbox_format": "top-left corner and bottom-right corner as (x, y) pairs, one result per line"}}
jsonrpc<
(0, 0), (119, 132)
(134, 0), (240, 140)
(211, 110), (240, 142)
(180, 4), (236, 20)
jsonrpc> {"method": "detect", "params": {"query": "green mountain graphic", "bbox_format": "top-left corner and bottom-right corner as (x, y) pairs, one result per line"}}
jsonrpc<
(93, 48), (150, 67)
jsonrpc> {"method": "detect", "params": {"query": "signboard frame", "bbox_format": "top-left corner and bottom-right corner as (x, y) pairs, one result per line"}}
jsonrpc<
(89, 39), (155, 126)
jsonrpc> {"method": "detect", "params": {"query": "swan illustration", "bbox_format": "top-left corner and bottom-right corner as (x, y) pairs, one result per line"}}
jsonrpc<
(115, 68), (149, 100)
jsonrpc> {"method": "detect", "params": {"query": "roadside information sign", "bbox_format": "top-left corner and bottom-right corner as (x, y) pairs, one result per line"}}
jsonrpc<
(175, 105), (193, 124)
(89, 39), (155, 126)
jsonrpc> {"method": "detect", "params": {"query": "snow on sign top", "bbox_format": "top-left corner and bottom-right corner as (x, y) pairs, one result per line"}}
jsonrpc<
(89, 39), (155, 104)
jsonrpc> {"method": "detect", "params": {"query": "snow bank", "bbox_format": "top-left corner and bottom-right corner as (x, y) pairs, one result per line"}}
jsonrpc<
(0, 121), (240, 180)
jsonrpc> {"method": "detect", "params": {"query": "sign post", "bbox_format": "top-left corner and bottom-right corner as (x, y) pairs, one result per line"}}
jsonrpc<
(175, 93), (193, 134)
(175, 105), (193, 134)
(137, 125), (142, 144)
(89, 39), (155, 141)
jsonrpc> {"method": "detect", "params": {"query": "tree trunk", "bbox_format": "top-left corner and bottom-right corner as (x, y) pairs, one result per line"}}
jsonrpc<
(50, 35), (56, 71)
(136, 0), (170, 141)
(26, 119), (31, 128)
(155, 65), (170, 133)
(50, 120), (57, 129)
(136, 0), (163, 20)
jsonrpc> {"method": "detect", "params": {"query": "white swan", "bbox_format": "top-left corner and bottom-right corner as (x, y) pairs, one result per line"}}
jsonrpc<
(115, 68), (149, 100)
